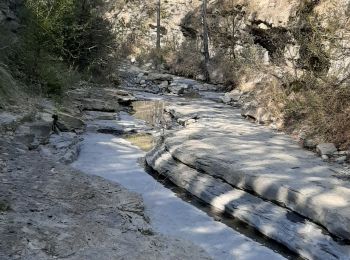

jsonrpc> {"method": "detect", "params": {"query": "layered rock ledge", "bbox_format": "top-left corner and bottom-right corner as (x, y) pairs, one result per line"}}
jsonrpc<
(145, 98), (350, 259)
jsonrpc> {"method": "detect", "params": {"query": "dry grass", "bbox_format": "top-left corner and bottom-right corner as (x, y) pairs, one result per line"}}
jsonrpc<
(284, 82), (350, 149)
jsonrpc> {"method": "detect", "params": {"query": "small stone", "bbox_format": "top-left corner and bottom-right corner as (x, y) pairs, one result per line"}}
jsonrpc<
(304, 139), (317, 149)
(321, 155), (329, 161)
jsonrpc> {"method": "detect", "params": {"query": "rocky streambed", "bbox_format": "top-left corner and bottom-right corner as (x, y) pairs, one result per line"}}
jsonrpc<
(118, 65), (350, 259)
(1, 64), (350, 259)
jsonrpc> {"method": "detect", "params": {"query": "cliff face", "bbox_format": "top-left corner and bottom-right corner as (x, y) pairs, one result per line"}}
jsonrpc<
(166, 0), (350, 147)
(103, 0), (201, 59)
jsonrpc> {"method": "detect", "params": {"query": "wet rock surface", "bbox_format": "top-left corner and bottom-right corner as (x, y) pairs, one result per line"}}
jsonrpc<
(0, 83), (213, 260)
(0, 137), (210, 260)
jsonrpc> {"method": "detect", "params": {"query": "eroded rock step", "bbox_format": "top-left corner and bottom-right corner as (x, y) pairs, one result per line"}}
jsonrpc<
(146, 143), (350, 260)
(158, 99), (350, 239)
(143, 162), (301, 260)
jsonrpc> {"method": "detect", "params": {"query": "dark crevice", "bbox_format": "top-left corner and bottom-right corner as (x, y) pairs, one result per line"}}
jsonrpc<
(142, 161), (302, 260)
(158, 143), (350, 245)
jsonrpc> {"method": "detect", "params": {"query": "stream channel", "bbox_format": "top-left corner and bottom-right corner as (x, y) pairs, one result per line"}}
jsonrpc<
(72, 97), (302, 260)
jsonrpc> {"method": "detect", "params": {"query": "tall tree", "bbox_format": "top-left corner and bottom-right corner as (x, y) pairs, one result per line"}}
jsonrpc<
(201, 0), (210, 81)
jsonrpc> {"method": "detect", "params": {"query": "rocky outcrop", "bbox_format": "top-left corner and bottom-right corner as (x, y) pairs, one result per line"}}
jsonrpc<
(14, 121), (52, 150)
(65, 87), (135, 113)
(145, 97), (350, 255)
(40, 132), (82, 164)
(146, 142), (350, 260)
(56, 112), (86, 132)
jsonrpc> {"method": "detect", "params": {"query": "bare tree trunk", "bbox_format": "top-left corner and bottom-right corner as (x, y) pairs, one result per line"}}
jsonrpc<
(156, 0), (161, 50)
(201, 0), (210, 81)
(156, 0), (161, 69)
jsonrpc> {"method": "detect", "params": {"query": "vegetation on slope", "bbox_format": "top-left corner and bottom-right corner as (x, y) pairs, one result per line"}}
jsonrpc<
(0, 0), (117, 107)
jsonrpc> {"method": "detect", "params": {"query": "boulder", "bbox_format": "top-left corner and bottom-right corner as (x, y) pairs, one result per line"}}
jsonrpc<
(222, 90), (241, 104)
(303, 139), (318, 150)
(145, 73), (173, 82)
(46, 132), (82, 164)
(159, 81), (169, 87)
(15, 121), (52, 149)
(56, 112), (86, 132)
(316, 143), (338, 156)
(168, 83), (188, 95)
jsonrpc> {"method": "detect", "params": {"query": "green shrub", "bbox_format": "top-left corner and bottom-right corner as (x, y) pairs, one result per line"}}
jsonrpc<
(36, 57), (80, 96)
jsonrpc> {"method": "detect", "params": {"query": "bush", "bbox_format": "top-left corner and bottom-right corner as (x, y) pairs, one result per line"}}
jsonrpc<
(167, 41), (202, 78)
(36, 57), (80, 96)
(1, 0), (118, 98)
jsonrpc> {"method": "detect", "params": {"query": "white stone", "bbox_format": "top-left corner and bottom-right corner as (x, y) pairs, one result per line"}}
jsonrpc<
(316, 143), (338, 156)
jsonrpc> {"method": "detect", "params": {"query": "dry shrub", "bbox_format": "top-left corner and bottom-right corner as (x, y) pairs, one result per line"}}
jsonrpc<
(166, 41), (202, 78)
(284, 78), (350, 148)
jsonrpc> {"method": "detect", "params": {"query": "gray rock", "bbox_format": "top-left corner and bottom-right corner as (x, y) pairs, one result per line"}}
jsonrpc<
(322, 155), (329, 161)
(336, 156), (347, 164)
(303, 139), (317, 149)
(146, 144), (350, 260)
(56, 112), (86, 132)
(149, 98), (350, 242)
(222, 90), (241, 104)
(168, 84), (188, 95)
(47, 132), (81, 164)
(316, 143), (338, 156)
(145, 72), (173, 82)
(15, 121), (52, 149)
(159, 80), (169, 87)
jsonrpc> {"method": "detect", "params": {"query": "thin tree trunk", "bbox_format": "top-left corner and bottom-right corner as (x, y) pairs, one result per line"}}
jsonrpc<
(156, 0), (161, 69)
(156, 0), (161, 51)
(202, 0), (210, 81)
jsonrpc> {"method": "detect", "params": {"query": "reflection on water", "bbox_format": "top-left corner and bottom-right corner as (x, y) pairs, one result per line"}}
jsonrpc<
(123, 133), (155, 152)
(132, 101), (169, 129)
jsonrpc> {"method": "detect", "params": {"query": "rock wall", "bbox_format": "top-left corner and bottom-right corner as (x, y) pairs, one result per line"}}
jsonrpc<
(103, 0), (201, 60)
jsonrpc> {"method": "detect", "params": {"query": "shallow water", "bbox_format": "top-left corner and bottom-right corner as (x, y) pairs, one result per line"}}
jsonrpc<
(72, 133), (287, 260)
(132, 100), (168, 128)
